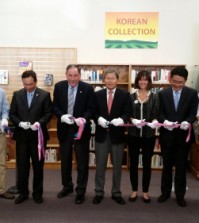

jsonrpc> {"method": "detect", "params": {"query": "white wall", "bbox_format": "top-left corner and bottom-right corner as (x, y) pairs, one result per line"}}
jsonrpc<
(0, 0), (199, 68)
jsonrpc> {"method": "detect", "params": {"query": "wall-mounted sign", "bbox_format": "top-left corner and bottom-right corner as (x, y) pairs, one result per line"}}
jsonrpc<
(19, 61), (33, 75)
(0, 69), (8, 84)
(105, 12), (159, 49)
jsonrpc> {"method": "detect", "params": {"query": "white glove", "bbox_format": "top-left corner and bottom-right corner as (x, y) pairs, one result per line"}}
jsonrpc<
(110, 118), (124, 126)
(31, 122), (40, 131)
(147, 120), (159, 129)
(1, 118), (8, 127)
(0, 118), (8, 132)
(180, 121), (189, 130)
(19, 122), (31, 130)
(98, 117), (109, 128)
(132, 119), (145, 128)
(75, 117), (86, 126)
(163, 120), (175, 131)
(61, 114), (74, 125)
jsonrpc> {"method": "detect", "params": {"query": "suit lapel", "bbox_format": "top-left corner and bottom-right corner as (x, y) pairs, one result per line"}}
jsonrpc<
(21, 89), (29, 109)
(74, 82), (83, 110)
(167, 88), (176, 112)
(177, 87), (186, 111)
(109, 88), (119, 115)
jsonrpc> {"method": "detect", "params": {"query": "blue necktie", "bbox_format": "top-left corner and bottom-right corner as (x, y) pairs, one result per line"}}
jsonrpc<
(28, 92), (33, 107)
(174, 91), (180, 111)
(68, 87), (75, 115)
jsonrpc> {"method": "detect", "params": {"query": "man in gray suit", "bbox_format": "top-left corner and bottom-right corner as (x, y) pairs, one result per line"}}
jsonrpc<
(157, 67), (198, 207)
(9, 70), (52, 204)
(92, 69), (131, 205)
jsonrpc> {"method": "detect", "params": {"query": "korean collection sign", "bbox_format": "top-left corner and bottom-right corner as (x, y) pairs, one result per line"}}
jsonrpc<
(105, 12), (159, 49)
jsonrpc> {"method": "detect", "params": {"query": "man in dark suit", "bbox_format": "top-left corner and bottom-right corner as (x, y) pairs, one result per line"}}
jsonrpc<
(9, 70), (52, 204)
(52, 64), (94, 204)
(92, 69), (131, 205)
(157, 67), (198, 207)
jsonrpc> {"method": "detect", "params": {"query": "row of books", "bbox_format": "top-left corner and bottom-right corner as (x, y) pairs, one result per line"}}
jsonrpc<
(138, 154), (163, 168)
(45, 148), (57, 162)
(80, 68), (171, 84)
(80, 69), (104, 82)
(131, 69), (171, 84)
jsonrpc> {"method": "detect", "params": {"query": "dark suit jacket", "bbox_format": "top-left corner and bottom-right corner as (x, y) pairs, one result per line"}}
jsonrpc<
(158, 86), (198, 145)
(52, 80), (94, 141)
(9, 87), (52, 142)
(93, 88), (131, 143)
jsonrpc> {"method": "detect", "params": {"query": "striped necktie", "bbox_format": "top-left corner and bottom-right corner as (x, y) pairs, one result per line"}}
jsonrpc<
(68, 87), (75, 115)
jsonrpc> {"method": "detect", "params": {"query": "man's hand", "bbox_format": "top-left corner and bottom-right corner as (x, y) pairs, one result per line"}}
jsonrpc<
(31, 122), (40, 131)
(180, 121), (189, 130)
(110, 118), (124, 126)
(19, 122), (31, 130)
(98, 117), (109, 128)
(61, 114), (74, 125)
(1, 118), (8, 132)
(163, 120), (176, 131)
(75, 118), (86, 126)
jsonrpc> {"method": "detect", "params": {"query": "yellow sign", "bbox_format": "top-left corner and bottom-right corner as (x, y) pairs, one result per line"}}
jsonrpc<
(105, 12), (159, 48)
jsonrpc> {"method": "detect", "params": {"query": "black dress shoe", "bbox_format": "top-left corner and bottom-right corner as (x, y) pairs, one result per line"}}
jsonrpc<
(93, 196), (103, 204)
(15, 195), (28, 204)
(57, 188), (73, 198)
(75, 195), (85, 204)
(0, 191), (15, 199)
(128, 196), (137, 202)
(177, 198), (187, 207)
(112, 196), (126, 205)
(7, 186), (19, 194)
(157, 194), (170, 203)
(33, 195), (43, 204)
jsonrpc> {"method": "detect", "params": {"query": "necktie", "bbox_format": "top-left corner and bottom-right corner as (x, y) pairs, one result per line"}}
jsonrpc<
(68, 87), (75, 115)
(28, 92), (33, 107)
(107, 90), (113, 113)
(174, 91), (180, 111)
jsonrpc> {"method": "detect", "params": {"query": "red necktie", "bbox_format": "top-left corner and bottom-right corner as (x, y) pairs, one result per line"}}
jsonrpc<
(108, 90), (113, 113)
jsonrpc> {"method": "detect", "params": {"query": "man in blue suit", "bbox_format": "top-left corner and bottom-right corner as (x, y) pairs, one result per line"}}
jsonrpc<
(157, 67), (198, 207)
(52, 64), (94, 204)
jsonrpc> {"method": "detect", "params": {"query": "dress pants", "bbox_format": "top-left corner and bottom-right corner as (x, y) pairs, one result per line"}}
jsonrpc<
(95, 133), (125, 197)
(59, 130), (89, 196)
(160, 138), (189, 200)
(16, 140), (44, 197)
(0, 133), (7, 194)
(128, 135), (155, 192)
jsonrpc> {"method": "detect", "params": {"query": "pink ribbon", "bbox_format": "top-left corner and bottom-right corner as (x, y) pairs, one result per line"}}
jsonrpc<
(119, 121), (191, 142)
(73, 117), (85, 140)
(36, 124), (45, 161)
